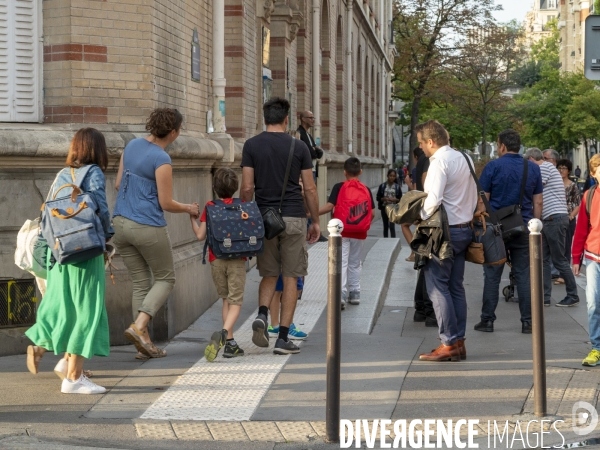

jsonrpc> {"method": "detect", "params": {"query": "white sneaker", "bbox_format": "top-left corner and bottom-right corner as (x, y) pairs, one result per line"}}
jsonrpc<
(61, 375), (106, 394)
(54, 358), (67, 380)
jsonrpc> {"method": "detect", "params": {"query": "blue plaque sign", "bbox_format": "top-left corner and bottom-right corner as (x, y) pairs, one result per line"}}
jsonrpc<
(191, 28), (200, 82)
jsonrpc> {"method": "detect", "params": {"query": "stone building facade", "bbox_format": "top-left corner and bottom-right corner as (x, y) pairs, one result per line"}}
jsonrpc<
(558, 0), (590, 73)
(523, 0), (559, 48)
(0, 0), (395, 355)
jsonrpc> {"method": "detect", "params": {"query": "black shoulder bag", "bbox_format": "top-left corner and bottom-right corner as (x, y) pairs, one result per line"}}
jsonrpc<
(461, 152), (507, 266)
(262, 137), (295, 240)
(493, 157), (528, 242)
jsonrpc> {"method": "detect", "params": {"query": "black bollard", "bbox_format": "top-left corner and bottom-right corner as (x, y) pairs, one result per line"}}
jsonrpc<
(528, 218), (547, 417)
(326, 218), (343, 443)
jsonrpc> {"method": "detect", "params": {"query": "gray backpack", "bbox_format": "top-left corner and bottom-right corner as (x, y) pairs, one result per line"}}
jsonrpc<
(40, 166), (106, 265)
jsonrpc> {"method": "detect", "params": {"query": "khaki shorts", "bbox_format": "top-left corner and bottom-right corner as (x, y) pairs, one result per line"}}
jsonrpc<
(258, 217), (308, 278)
(210, 258), (247, 305)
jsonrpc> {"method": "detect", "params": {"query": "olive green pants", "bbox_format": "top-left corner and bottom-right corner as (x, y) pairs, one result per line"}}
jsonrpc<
(112, 216), (176, 320)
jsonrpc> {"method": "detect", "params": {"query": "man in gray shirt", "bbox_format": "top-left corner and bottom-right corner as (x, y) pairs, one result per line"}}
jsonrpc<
(525, 148), (579, 307)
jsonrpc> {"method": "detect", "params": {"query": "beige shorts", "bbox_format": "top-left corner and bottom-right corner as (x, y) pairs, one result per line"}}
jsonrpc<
(257, 217), (308, 278)
(210, 258), (247, 305)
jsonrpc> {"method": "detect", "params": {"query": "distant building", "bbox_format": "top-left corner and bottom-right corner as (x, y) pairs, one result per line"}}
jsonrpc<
(558, 0), (592, 73)
(524, 0), (559, 47)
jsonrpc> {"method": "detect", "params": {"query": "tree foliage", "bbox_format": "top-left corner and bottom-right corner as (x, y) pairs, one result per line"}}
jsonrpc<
(392, 0), (498, 155)
(512, 20), (600, 158)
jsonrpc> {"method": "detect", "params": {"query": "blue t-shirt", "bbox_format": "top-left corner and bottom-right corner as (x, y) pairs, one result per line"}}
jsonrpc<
(113, 138), (172, 227)
(479, 153), (543, 223)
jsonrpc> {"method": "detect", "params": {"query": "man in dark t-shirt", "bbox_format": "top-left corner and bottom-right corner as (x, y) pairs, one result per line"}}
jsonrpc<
(415, 148), (430, 192)
(241, 97), (320, 356)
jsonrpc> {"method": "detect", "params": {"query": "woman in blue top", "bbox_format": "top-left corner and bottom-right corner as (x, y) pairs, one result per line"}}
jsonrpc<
(113, 109), (199, 359)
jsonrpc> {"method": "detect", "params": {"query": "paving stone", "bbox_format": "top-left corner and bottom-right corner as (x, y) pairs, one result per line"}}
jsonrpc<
(276, 421), (318, 441)
(206, 421), (249, 441)
(242, 421), (285, 442)
(171, 421), (213, 440)
(134, 421), (176, 440)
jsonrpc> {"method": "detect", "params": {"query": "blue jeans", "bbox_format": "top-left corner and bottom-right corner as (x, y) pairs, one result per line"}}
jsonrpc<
(586, 261), (600, 351)
(423, 227), (472, 345)
(542, 214), (579, 302)
(481, 233), (532, 323)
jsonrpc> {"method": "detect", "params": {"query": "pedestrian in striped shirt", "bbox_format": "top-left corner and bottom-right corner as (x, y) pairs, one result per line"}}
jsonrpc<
(525, 148), (580, 308)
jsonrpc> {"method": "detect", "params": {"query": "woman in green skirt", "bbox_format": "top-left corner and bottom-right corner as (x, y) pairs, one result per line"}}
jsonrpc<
(25, 128), (113, 395)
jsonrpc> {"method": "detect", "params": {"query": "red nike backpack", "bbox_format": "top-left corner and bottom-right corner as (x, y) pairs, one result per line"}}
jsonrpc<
(333, 179), (372, 238)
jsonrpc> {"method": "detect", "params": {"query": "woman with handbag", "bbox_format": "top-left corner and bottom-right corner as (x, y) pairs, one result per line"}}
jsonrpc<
(376, 169), (402, 238)
(112, 108), (199, 359)
(25, 128), (113, 394)
(554, 159), (581, 285)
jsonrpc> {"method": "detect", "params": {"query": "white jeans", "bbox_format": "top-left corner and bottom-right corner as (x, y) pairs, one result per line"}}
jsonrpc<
(342, 237), (364, 296)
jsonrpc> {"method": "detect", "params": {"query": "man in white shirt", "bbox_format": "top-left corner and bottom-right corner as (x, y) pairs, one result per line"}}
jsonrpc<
(416, 120), (478, 362)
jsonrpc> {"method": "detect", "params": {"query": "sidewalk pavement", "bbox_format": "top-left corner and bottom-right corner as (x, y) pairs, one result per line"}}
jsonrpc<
(1, 219), (600, 449)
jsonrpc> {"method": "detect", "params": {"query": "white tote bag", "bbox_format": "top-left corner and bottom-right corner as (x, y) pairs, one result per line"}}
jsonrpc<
(14, 218), (48, 280)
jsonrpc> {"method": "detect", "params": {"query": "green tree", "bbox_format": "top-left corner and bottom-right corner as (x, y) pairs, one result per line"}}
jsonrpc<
(562, 79), (600, 169)
(442, 25), (524, 155)
(392, 0), (498, 158)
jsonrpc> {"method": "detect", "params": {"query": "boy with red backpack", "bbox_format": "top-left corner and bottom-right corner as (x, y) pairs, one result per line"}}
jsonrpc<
(319, 157), (375, 309)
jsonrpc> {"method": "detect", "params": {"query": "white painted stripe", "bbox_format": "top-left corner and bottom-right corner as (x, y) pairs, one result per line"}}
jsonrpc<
(140, 243), (330, 421)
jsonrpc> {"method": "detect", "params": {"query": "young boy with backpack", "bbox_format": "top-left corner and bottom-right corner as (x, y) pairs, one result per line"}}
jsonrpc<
(319, 157), (375, 309)
(191, 168), (258, 361)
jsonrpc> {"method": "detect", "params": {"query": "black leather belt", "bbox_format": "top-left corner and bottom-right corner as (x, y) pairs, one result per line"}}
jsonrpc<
(449, 223), (470, 228)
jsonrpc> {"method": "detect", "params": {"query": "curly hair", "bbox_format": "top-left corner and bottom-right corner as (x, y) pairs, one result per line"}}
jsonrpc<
(145, 108), (183, 138)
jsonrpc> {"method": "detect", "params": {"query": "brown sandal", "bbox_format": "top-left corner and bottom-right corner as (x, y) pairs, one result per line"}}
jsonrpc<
(135, 352), (150, 361)
(124, 323), (152, 357)
(146, 343), (167, 358)
(26, 345), (44, 375)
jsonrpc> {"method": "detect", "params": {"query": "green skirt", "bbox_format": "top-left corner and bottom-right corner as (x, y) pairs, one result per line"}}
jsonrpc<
(25, 252), (110, 359)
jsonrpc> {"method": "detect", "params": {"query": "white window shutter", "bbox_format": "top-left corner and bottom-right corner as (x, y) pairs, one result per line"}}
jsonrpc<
(0, 0), (42, 122)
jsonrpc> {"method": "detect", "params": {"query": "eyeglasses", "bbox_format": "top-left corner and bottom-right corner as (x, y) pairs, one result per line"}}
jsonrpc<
(544, 156), (554, 161)
(305, 117), (315, 119)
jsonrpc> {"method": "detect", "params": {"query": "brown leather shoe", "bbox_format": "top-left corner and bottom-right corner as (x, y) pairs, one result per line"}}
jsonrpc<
(458, 339), (466, 360)
(419, 342), (461, 362)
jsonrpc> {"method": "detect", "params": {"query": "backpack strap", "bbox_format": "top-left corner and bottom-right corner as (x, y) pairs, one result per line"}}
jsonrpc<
(278, 137), (296, 214)
(72, 165), (96, 189)
(587, 185), (597, 218)
(460, 151), (497, 221)
(518, 157), (528, 208)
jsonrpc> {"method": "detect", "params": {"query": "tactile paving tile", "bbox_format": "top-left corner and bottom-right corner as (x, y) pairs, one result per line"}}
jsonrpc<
(276, 421), (319, 441)
(310, 421), (326, 436)
(557, 370), (600, 418)
(242, 421), (285, 442)
(141, 243), (330, 421)
(171, 421), (213, 440)
(135, 421), (176, 440)
(207, 421), (249, 441)
(523, 367), (574, 414)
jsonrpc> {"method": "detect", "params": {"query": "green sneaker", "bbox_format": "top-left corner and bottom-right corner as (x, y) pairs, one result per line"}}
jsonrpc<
(582, 349), (600, 367)
(205, 329), (227, 362)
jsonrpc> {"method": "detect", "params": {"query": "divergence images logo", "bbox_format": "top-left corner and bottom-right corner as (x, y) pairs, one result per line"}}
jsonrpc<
(572, 401), (599, 436)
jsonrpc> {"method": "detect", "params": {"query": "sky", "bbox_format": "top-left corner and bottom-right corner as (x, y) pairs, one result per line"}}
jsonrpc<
(493, 0), (534, 24)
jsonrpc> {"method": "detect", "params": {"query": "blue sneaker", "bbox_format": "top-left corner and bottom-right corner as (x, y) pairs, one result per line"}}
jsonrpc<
(288, 323), (308, 340)
(268, 325), (279, 337)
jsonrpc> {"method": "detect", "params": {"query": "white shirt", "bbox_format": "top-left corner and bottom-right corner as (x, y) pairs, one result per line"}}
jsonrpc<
(421, 146), (478, 225)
